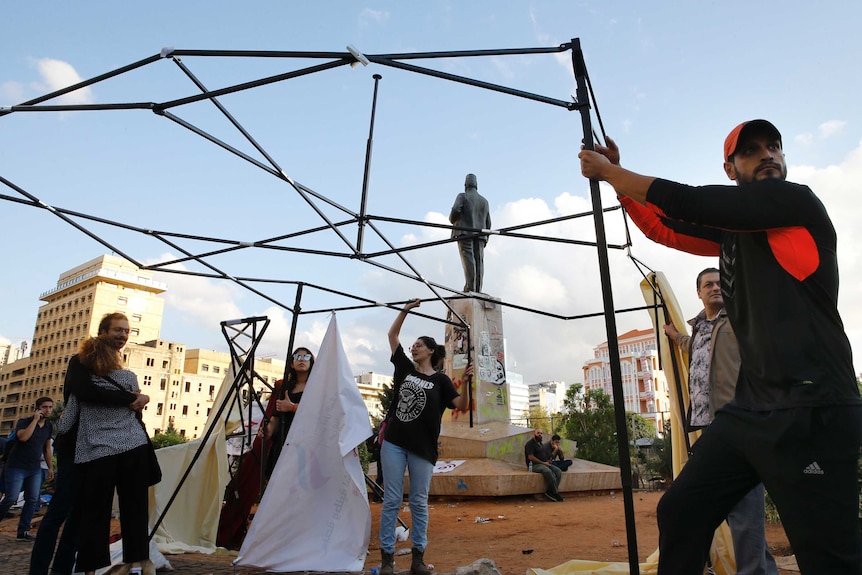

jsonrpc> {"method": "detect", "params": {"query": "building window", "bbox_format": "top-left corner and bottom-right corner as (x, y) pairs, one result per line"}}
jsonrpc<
(160, 379), (167, 390)
(117, 296), (128, 305)
(146, 358), (155, 367)
(201, 364), (209, 372)
(131, 314), (142, 322)
(130, 328), (139, 336)
(157, 403), (163, 415)
(143, 375), (152, 386)
(213, 366), (220, 374)
(184, 381), (191, 393)
(182, 405), (188, 416)
(162, 360), (169, 369)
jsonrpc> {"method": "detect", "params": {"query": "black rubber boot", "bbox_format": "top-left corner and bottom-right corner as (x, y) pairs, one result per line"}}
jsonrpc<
(410, 547), (431, 575)
(381, 550), (395, 575)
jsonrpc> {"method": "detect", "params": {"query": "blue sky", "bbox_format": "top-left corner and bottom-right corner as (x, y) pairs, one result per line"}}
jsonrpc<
(3, 2), (862, 385)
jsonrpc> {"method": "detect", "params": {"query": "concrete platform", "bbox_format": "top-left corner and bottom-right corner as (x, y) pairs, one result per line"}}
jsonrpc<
(373, 421), (623, 497)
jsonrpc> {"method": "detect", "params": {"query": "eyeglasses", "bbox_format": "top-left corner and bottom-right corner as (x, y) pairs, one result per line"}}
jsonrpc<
(293, 353), (312, 361)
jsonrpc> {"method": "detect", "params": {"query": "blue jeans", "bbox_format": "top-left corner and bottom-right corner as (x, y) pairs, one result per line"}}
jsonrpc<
(29, 451), (81, 575)
(0, 465), (43, 535)
(379, 441), (434, 553)
(727, 483), (778, 575)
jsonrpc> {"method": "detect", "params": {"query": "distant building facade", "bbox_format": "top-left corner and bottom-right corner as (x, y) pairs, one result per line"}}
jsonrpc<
(507, 370), (529, 425)
(528, 380), (569, 415)
(582, 328), (671, 434)
(0, 255), (289, 437)
(0, 342), (28, 367)
(354, 371), (393, 421)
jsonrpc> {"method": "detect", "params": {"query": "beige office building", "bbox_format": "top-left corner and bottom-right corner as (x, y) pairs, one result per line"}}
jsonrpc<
(0, 255), (167, 432)
(123, 345), (286, 440)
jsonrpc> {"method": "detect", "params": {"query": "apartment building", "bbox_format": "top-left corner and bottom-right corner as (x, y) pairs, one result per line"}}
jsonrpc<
(354, 371), (393, 421)
(582, 328), (671, 433)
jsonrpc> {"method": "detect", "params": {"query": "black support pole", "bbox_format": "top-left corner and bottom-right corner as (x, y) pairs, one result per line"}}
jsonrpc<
(357, 74), (383, 253)
(571, 38), (640, 575)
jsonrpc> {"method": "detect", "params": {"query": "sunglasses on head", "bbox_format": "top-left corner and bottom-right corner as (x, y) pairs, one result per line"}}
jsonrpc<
(293, 353), (312, 361)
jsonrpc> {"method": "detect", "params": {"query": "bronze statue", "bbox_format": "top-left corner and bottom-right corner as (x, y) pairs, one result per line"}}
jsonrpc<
(449, 173), (491, 293)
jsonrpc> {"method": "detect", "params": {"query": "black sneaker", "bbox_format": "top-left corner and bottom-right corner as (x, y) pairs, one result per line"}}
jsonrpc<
(17, 531), (36, 542)
(543, 491), (556, 502)
(552, 493), (565, 502)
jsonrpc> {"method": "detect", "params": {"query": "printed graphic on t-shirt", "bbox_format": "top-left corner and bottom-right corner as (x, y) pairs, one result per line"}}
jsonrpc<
(395, 374), (432, 422)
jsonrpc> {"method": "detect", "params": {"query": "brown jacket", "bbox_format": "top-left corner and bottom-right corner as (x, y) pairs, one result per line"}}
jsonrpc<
(674, 308), (740, 429)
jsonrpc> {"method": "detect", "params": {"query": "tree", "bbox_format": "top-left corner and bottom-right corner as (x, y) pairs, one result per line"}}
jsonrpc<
(151, 421), (188, 449)
(561, 385), (619, 465)
(377, 382), (395, 420)
(559, 384), (656, 467)
(525, 405), (553, 433)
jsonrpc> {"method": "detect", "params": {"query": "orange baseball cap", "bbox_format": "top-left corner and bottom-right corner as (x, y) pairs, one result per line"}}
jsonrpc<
(723, 119), (782, 162)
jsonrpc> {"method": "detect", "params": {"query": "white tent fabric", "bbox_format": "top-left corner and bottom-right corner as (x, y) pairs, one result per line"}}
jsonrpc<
(148, 362), (245, 552)
(235, 313), (373, 571)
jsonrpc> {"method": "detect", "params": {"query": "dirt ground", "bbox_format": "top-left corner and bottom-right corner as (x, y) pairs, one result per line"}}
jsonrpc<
(2, 490), (793, 575)
(362, 490), (792, 575)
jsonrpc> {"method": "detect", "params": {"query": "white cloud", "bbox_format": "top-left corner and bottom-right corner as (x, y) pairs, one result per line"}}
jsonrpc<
(148, 254), (245, 337)
(818, 120), (846, 139)
(30, 58), (93, 105)
(790, 138), (862, 374)
(795, 120), (847, 147)
(141, 140), (862, 385)
(795, 133), (814, 146)
(359, 8), (389, 27)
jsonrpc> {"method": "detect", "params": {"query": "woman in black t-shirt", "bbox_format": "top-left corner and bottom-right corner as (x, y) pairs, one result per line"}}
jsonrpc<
(378, 299), (470, 575)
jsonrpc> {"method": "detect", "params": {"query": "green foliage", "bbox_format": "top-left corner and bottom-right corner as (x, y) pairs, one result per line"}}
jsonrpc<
(357, 439), (371, 473)
(560, 385), (619, 466)
(649, 430), (673, 481)
(377, 383), (395, 419)
(151, 421), (188, 449)
(559, 384), (657, 468)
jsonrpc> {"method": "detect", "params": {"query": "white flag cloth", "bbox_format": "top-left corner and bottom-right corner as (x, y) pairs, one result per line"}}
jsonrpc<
(235, 314), (373, 571)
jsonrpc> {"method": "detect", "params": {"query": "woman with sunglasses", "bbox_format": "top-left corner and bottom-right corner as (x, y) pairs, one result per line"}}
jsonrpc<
(264, 347), (315, 477)
(216, 346), (315, 549)
(379, 299), (470, 575)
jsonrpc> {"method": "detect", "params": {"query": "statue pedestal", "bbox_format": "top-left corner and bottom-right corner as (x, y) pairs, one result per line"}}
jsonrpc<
(369, 293), (623, 497)
(443, 294), (508, 425)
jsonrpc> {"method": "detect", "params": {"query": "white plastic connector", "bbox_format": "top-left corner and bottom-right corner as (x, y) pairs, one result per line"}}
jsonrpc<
(346, 45), (369, 68)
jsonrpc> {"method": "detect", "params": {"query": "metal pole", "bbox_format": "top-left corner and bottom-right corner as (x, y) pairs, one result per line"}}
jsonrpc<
(357, 74), (382, 252)
(571, 38), (640, 575)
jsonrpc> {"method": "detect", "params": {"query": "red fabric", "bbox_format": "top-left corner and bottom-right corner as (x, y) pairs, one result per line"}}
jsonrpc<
(215, 385), (280, 549)
(766, 227), (819, 281)
(620, 196), (720, 256)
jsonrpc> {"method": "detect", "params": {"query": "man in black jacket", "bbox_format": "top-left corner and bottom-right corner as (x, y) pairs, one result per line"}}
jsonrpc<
(580, 120), (862, 574)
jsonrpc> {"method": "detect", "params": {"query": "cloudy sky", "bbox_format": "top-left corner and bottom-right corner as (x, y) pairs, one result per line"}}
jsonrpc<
(2, 2), (862, 386)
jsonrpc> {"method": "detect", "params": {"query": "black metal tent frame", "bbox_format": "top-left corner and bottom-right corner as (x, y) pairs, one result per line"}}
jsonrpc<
(0, 39), (668, 573)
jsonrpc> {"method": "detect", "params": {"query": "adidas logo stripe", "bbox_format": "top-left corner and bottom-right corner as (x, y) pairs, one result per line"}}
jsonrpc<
(803, 462), (824, 475)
